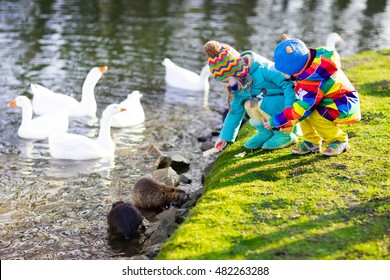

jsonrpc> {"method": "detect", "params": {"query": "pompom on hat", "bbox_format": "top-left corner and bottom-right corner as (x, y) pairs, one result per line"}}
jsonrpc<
(204, 40), (249, 81)
(274, 34), (310, 76)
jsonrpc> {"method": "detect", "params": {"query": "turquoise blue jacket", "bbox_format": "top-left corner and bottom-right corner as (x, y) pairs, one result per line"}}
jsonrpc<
(220, 51), (297, 142)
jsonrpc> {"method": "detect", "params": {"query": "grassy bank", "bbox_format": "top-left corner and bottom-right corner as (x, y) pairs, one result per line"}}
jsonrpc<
(157, 50), (390, 260)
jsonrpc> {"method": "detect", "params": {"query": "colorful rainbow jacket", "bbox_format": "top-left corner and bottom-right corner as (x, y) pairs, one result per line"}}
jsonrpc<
(269, 47), (361, 129)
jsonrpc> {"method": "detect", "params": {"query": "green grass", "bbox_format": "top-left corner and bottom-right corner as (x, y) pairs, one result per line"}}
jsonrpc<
(157, 50), (390, 260)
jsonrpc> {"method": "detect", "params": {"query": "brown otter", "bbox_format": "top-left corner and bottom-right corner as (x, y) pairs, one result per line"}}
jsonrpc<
(132, 177), (188, 209)
(107, 201), (143, 239)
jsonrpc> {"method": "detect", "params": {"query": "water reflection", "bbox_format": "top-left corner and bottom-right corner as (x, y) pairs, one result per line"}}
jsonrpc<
(45, 157), (115, 178)
(164, 85), (209, 109)
(0, 0), (389, 260)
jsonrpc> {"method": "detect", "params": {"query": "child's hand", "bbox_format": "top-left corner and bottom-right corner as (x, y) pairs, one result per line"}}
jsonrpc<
(203, 138), (227, 157)
(215, 138), (227, 150)
(263, 120), (271, 130)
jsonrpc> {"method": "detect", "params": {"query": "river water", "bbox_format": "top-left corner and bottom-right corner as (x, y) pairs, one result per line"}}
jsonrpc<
(0, 0), (389, 259)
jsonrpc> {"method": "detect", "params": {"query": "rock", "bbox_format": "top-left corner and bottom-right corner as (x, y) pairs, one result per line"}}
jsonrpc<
(162, 142), (173, 150)
(129, 254), (150, 260)
(156, 155), (172, 169)
(201, 141), (215, 151)
(141, 242), (164, 259)
(211, 130), (220, 137)
(152, 167), (180, 187)
(156, 153), (190, 174)
(155, 208), (177, 223)
(138, 234), (148, 245)
(144, 222), (161, 238)
(181, 188), (203, 209)
(170, 154), (190, 174)
(197, 136), (209, 142)
(202, 162), (215, 184)
(143, 218), (178, 247)
(147, 144), (163, 158)
(175, 208), (189, 223)
(192, 188), (204, 200)
(181, 196), (197, 208)
(179, 174), (192, 184)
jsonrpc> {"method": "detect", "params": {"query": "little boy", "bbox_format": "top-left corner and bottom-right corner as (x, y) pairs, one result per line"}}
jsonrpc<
(264, 34), (361, 156)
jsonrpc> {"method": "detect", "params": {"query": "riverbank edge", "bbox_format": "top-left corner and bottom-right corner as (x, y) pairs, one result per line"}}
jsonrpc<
(156, 49), (390, 260)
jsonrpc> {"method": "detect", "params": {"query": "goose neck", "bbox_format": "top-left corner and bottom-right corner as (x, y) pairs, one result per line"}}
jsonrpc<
(96, 115), (114, 149)
(80, 75), (100, 105)
(20, 104), (33, 126)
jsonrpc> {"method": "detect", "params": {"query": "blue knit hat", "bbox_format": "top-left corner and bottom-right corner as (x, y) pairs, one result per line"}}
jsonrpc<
(274, 34), (309, 76)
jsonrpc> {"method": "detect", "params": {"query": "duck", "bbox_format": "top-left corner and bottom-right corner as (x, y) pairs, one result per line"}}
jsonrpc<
(111, 90), (145, 128)
(48, 104), (125, 160)
(326, 32), (343, 50)
(8, 95), (68, 140)
(162, 58), (211, 92)
(31, 66), (108, 117)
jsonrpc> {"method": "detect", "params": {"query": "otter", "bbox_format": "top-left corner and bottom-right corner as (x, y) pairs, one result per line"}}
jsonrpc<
(107, 201), (143, 239)
(132, 177), (188, 209)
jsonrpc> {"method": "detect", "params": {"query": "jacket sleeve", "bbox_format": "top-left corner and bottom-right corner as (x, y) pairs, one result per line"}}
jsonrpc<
(270, 80), (323, 129)
(263, 65), (297, 108)
(219, 96), (246, 142)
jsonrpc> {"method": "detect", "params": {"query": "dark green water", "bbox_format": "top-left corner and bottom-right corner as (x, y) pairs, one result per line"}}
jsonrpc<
(0, 0), (389, 259)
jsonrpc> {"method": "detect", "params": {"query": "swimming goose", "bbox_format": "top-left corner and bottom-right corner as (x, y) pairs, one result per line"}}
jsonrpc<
(111, 90), (145, 128)
(8, 95), (68, 140)
(326, 32), (343, 50)
(162, 58), (210, 92)
(31, 66), (108, 117)
(48, 104), (125, 160)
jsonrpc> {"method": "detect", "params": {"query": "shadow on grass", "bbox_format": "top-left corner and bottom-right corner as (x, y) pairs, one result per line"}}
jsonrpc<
(194, 197), (390, 259)
(207, 152), (328, 188)
(358, 80), (390, 97)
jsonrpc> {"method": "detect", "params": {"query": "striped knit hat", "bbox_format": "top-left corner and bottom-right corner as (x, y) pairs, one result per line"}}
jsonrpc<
(204, 40), (249, 81)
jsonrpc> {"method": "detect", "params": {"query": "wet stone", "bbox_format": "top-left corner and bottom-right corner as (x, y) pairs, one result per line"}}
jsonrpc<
(170, 154), (190, 174)
(179, 174), (192, 184)
(143, 218), (178, 247)
(201, 141), (215, 151)
(175, 208), (189, 224)
(202, 162), (215, 184)
(141, 242), (164, 259)
(155, 208), (177, 223)
(146, 144), (163, 158)
(129, 254), (150, 260)
(156, 155), (172, 169)
(152, 167), (179, 187)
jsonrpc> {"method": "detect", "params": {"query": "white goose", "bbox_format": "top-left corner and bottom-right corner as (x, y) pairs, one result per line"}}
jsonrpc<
(326, 32), (343, 50)
(48, 104), (125, 160)
(31, 66), (108, 117)
(8, 95), (68, 140)
(111, 90), (145, 128)
(162, 58), (211, 92)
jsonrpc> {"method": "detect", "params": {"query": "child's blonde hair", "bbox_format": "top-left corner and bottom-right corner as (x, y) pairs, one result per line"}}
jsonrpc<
(225, 74), (253, 111)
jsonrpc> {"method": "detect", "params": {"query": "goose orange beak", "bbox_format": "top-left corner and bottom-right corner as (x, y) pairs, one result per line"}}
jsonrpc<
(120, 107), (126, 112)
(99, 66), (108, 73)
(8, 100), (16, 107)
